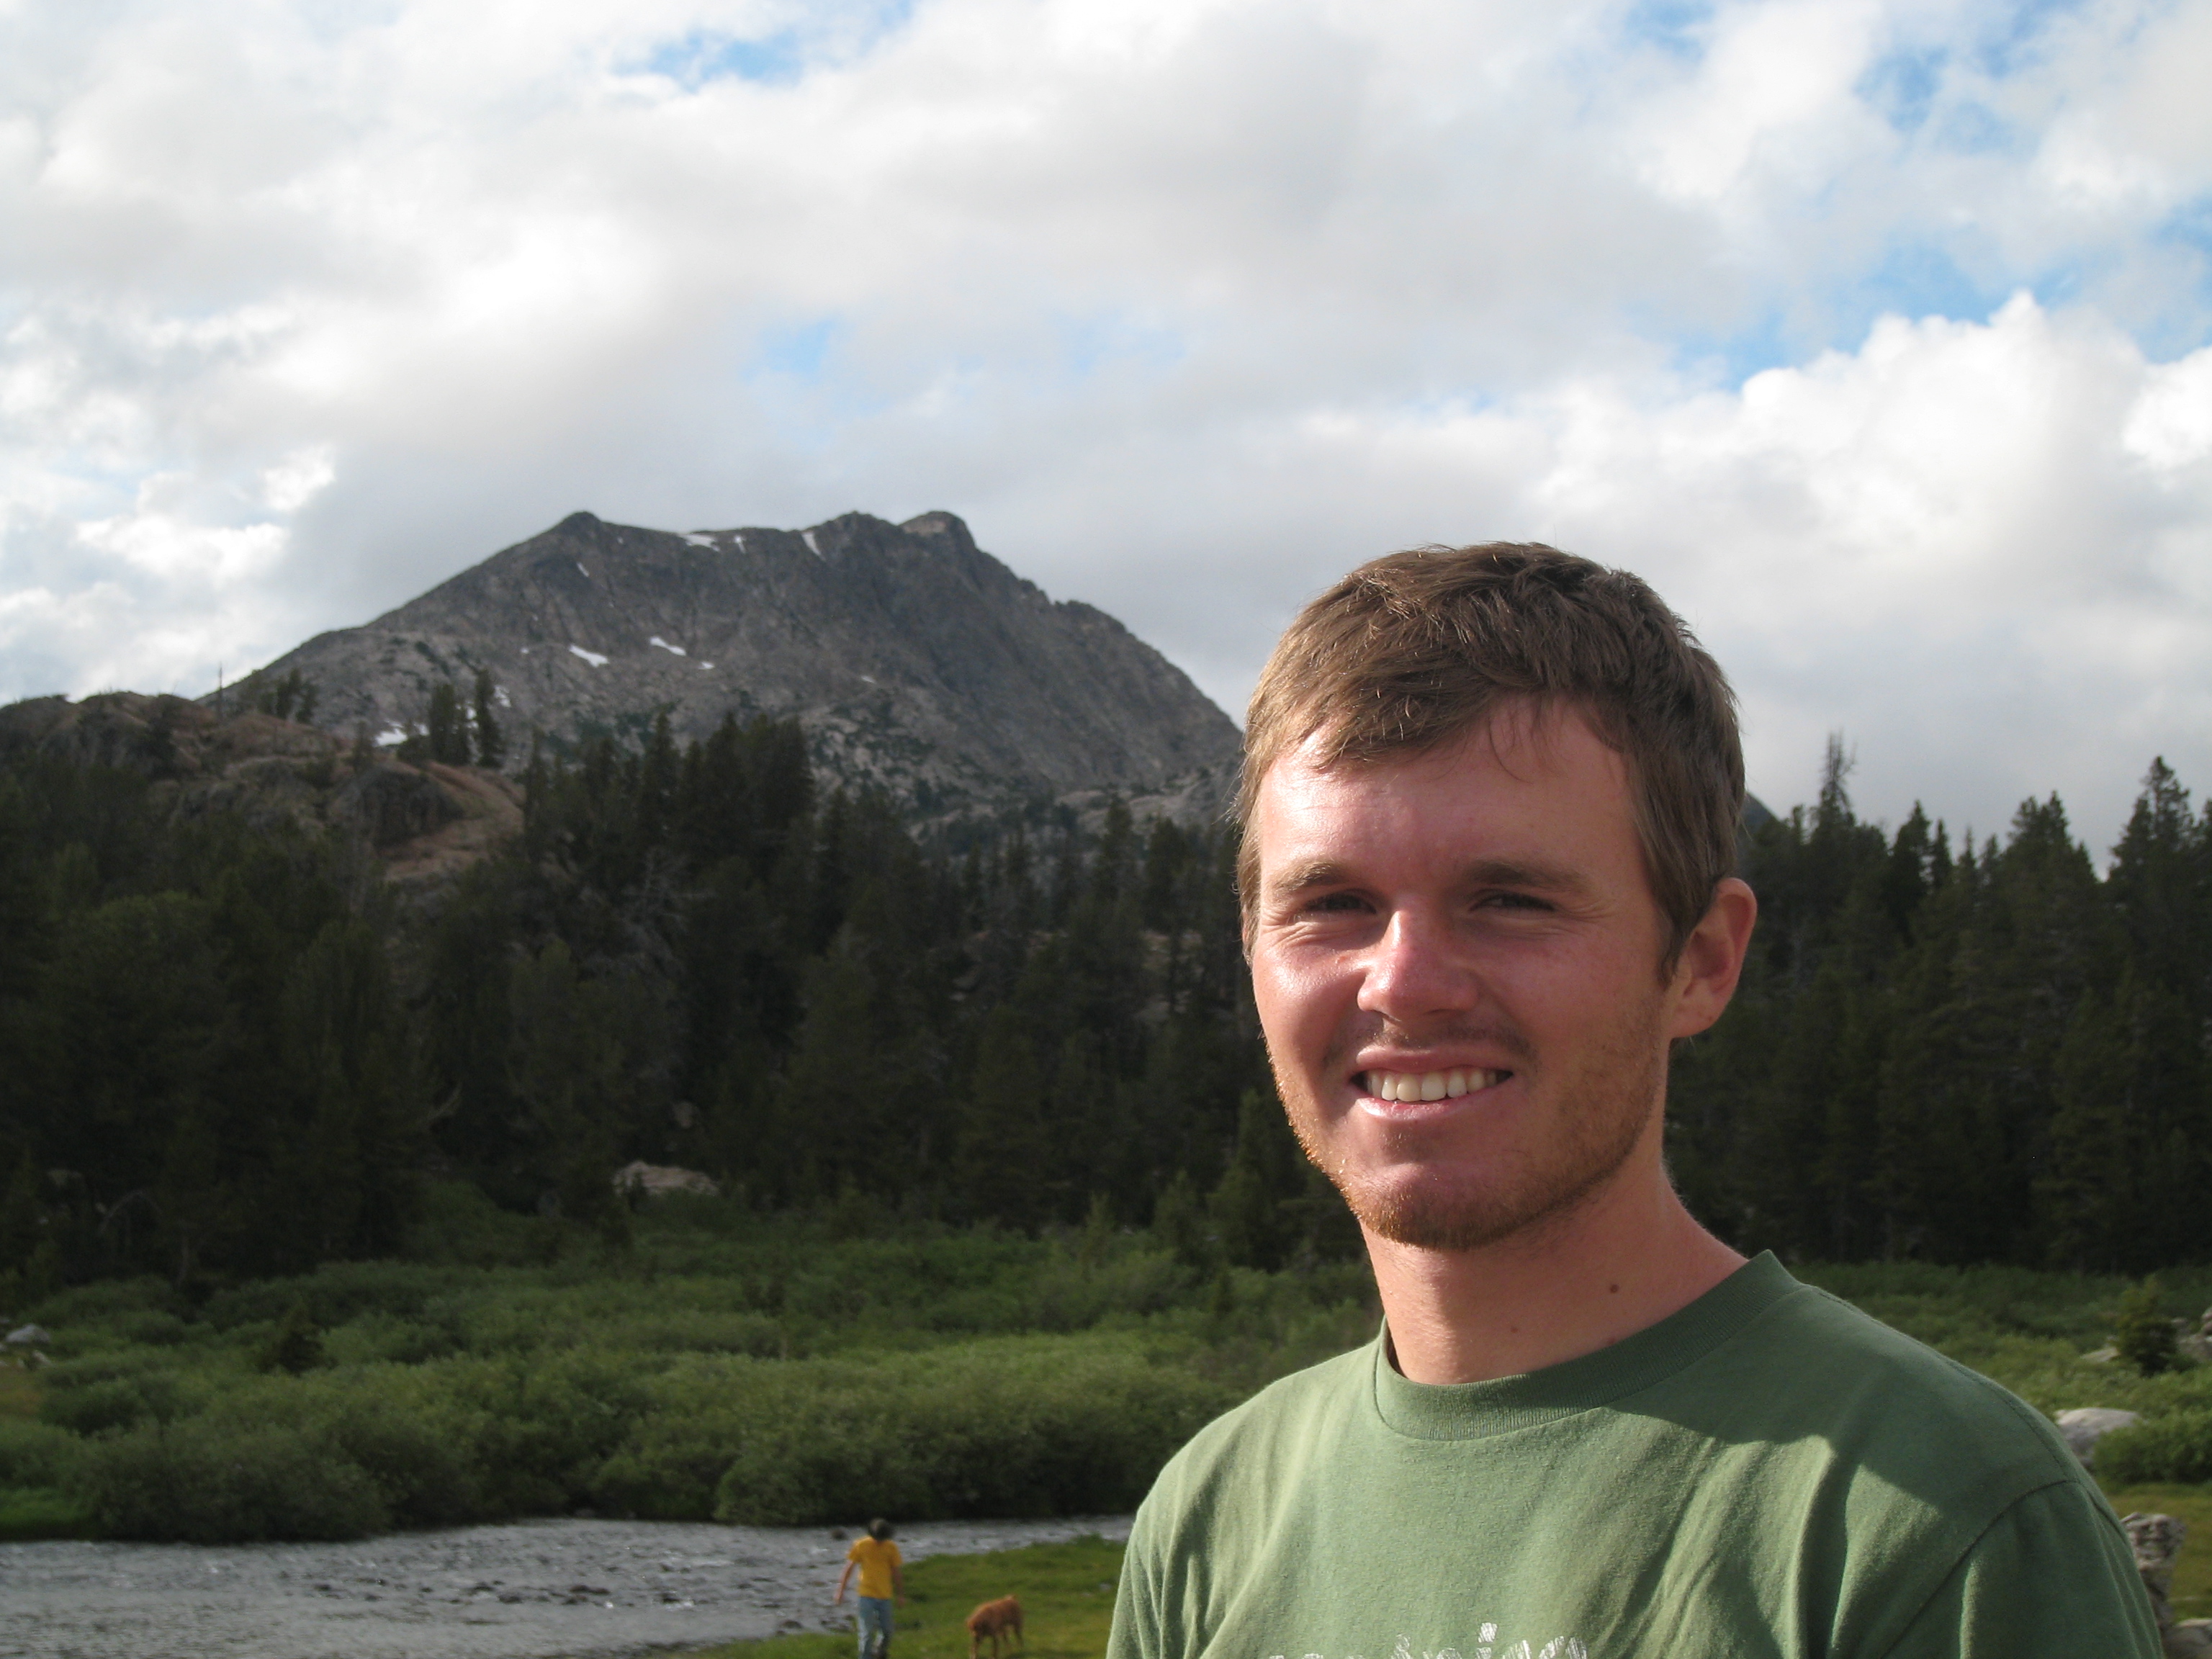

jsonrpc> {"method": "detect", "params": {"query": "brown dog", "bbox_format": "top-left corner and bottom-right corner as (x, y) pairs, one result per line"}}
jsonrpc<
(965, 1595), (1023, 1659)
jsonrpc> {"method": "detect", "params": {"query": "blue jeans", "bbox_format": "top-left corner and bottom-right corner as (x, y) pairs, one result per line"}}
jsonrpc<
(857, 1595), (894, 1659)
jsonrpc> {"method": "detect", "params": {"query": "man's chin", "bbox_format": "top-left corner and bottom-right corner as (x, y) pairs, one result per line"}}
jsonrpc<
(1341, 1154), (1627, 1254)
(1350, 1181), (1534, 1253)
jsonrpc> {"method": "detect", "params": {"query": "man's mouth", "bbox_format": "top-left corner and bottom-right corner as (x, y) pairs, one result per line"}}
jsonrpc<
(1361, 1067), (1511, 1102)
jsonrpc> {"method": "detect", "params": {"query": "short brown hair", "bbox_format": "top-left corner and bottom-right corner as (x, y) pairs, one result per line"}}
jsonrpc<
(1237, 543), (1743, 965)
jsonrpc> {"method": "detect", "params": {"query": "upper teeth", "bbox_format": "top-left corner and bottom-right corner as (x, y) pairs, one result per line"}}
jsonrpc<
(1365, 1069), (1503, 1102)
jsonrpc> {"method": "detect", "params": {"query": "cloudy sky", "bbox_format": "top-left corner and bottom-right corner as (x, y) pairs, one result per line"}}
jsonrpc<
(4, 0), (2209, 850)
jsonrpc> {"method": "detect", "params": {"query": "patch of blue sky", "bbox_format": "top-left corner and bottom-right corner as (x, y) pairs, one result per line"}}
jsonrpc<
(1853, 240), (2016, 328)
(1970, 0), (2087, 78)
(1617, 0), (1713, 62)
(1856, 41), (2028, 158)
(1053, 311), (1186, 382)
(746, 317), (842, 382)
(2160, 197), (2212, 262)
(2144, 198), (2212, 354)
(1653, 243), (2033, 389)
(729, 315), (905, 452)
(647, 28), (805, 88)
(1856, 46), (1946, 135)
(294, 0), (405, 45)
(1926, 96), (2024, 158)
(642, 0), (917, 89)
(1658, 308), (1802, 389)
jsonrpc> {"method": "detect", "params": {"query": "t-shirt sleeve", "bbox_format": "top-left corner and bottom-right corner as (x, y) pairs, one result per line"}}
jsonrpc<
(1877, 1480), (2163, 1658)
(847, 1540), (865, 1564)
(1107, 1504), (1168, 1659)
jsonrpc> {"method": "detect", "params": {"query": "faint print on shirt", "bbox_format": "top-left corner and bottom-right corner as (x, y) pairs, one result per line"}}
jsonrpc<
(1270, 1629), (1588, 1659)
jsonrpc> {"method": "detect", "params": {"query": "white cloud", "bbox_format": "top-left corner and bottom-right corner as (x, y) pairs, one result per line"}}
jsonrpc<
(261, 444), (335, 513)
(0, 0), (2208, 849)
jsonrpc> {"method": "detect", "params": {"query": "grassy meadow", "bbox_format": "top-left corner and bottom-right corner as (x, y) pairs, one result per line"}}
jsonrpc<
(680, 1536), (1128, 1659)
(8, 1189), (2212, 1606)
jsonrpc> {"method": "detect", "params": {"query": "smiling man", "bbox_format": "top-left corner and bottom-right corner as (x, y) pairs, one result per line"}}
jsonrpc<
(1106, 546), (2158, 1659)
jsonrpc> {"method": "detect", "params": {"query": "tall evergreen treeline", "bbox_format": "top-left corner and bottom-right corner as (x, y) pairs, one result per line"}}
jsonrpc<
(3, 715), (2208, 1298)
(1673, 744), (2212, 1274)
(0, 711), (1315, 1297)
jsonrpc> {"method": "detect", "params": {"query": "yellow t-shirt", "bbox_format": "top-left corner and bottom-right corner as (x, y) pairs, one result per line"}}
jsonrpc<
(847, 1537), (902, 1599)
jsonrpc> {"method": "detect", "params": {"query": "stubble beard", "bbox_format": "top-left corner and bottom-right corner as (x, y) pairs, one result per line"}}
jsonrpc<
(1274, 999), (1670, 1254)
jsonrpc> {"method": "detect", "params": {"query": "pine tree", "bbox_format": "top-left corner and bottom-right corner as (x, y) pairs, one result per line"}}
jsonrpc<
(1209, 1087), (1305, 1269)
(1151, 1169), (1210, 1269)
(2114, 1277), (2179, 1375)
(958, 1004), (1048, 1228)
(426, 683), (469, 765)
(472, 669), (505, 768)
(0, 1151), (47, 1278)
(258, 1299), (325, 1374)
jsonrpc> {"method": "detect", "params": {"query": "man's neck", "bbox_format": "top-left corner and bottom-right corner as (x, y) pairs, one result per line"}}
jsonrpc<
(1365, 1150), (1746, 1386)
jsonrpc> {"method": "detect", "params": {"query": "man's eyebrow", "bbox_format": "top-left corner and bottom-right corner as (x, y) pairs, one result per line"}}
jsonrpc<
(1459, 857), (1591, 895)
(1267, 858), (1355, 899)
(1265, 857), (1592, 899)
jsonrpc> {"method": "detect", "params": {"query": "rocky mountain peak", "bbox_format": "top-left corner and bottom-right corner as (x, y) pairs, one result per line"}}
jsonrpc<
(227, 510), (1242, 826)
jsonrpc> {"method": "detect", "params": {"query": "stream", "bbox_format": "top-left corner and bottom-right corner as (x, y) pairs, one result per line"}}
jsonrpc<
(0, 1514), (1133, 1659)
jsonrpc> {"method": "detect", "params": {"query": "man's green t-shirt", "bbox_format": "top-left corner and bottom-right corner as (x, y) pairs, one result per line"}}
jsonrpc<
(1108, 1254), (2158, 1659)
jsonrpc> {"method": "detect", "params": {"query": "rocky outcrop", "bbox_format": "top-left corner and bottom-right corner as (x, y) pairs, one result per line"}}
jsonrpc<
(611, 1162), (721, 1200)
(333, 761), (464, 848)
(2056, 1406), (2142, 1468)
(2122, 1512), (2212, 1658)
(0, 691), (518, 881)
(226, 510), (1243, 825)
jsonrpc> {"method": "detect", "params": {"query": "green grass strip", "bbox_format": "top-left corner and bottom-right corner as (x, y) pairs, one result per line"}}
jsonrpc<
(679, 1536), (1125, 1659)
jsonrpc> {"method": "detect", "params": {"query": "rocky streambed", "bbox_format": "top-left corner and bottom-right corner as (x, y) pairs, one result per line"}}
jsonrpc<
(0, 1514), (1133, 1659)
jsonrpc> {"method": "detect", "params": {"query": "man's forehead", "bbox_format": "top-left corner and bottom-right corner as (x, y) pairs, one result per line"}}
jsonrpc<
(1269, 697), (1617, 794)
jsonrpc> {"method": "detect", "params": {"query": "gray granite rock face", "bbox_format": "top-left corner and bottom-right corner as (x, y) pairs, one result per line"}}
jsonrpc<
(248, 510), (1241, 824)
(2056, 1406), (2141, 1467)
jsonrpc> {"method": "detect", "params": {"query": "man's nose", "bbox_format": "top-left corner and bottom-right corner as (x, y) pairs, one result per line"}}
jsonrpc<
(1356, 909), (1478, 1023)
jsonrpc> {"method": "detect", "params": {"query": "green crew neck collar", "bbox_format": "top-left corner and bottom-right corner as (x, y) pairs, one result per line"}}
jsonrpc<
(1371, 1251), (1802, 1441)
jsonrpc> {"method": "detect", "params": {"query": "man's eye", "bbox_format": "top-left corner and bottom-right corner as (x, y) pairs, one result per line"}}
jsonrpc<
(1479, 891), (1551, 912)
(1305, 891), (1370, 914)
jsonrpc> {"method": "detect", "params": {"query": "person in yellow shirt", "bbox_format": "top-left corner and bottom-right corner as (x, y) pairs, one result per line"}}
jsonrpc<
(834, 1517), (905, 1659)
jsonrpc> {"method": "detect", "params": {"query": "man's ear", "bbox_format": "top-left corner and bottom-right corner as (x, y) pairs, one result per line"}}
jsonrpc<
(1666, 877), (1757, 1040)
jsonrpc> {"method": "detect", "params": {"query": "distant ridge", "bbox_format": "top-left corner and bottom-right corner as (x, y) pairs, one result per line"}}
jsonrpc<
(238, 510), (1244, 824)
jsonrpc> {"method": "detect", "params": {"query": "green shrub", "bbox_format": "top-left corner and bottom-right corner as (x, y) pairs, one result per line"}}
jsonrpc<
(24, 1276), (186, 1331)
(316, 1395), (481, 1527)
(591, 1310), (785, 1356)
(40, 1378), (152, 1437)
(258, 1301), (324, 1375)
(0, 1418), (84, 1488)
(37, 1368), (184, 1437)
(443, 1352), (653, 1515)
(403, 1181), (553, 1267)
(200, 1259), (467, 1331)
(710, 1341), (1231, 1525)
(2094, 1411), (2212, 1485)
(0, 1485), (92, 1541)
(320, 1312), (462, 1367)
(109, 1310), (193, 1346)
(80, 1421), (387, 1542)
(2115, 1278), (2180, 1377)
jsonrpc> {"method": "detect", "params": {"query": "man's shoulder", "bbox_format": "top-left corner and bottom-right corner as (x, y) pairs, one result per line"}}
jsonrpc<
(1691, 1269), (2086, 1496)
(1145, 1339), (1377, 1506)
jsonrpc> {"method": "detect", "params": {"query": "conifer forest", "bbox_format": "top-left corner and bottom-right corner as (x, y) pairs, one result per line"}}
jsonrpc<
(2, 714), (2210, 1299)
